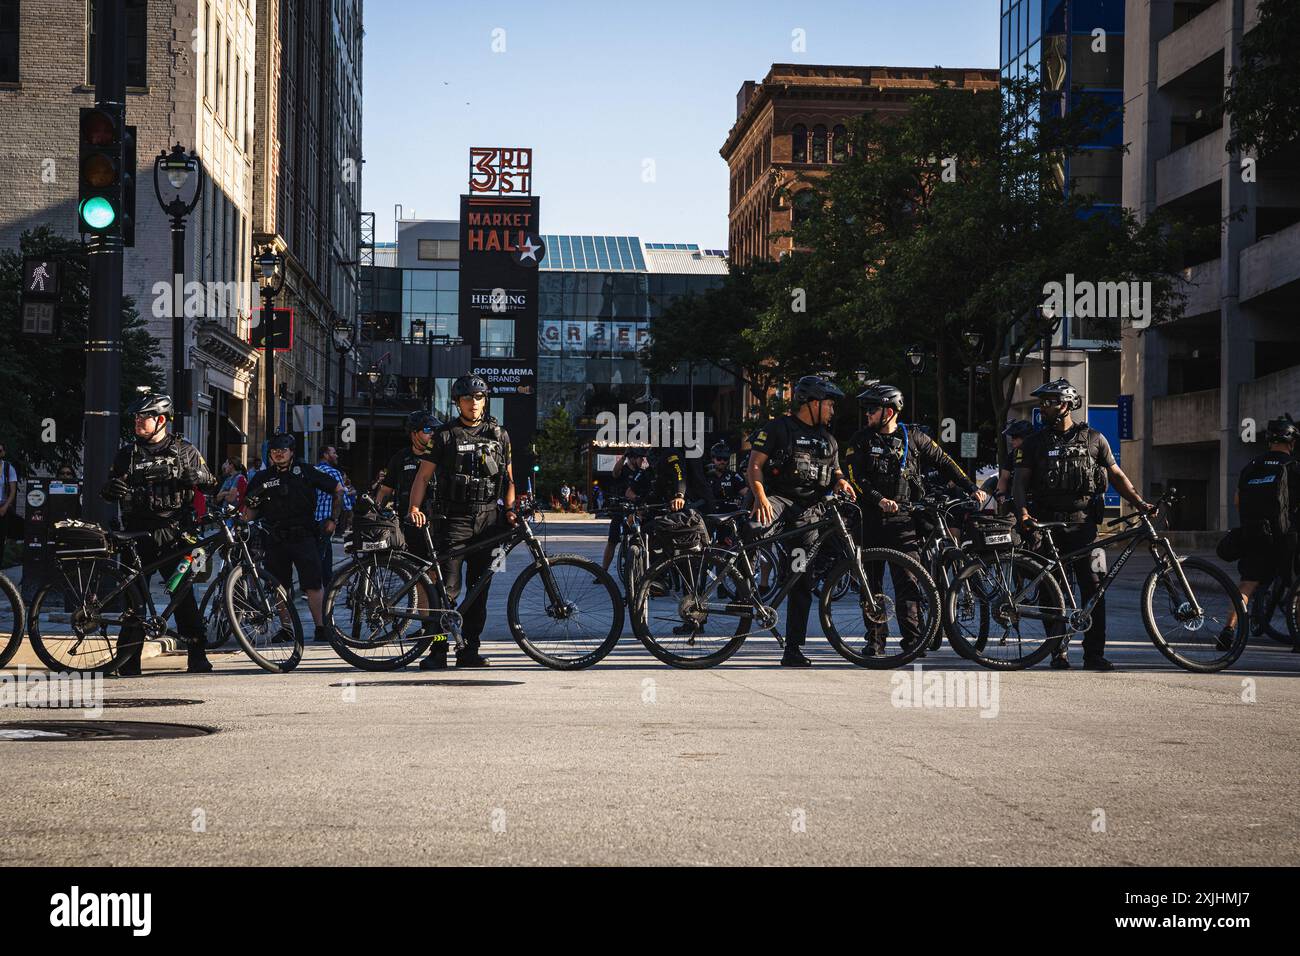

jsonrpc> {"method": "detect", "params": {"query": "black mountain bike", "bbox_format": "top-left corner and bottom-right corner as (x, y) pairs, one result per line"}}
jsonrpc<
(323, 499), (624, 670)
(944, 488), (1246, 671)
(630, 491), (940, 668)
(27, 505), (304, 674)
(0, 571), (26, 669)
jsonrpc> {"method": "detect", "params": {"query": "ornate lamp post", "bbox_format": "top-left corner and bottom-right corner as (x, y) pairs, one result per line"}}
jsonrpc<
(254, 248), (285, 454)
(152, 144), (204, 433)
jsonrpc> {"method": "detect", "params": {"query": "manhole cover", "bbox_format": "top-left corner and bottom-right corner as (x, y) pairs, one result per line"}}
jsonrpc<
(327, 679), (523, 688)
(0, 721), (215, 741)
(1, 699), (203, 710)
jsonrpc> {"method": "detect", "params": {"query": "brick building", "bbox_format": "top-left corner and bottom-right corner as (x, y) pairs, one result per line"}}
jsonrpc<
(721, 64), (999, 265)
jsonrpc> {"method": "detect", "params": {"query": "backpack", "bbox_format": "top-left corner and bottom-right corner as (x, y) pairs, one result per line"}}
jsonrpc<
(647, 509), (709, 558)
(1238, 454), (1292, 546)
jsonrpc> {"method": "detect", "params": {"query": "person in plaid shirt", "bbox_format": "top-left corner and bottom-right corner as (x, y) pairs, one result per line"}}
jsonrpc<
(315, 446), (351, 589)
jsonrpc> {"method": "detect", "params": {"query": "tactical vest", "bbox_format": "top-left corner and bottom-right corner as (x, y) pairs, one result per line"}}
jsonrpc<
(393, 449), (437, 513)
(126, 439), (186, 514)
(439, 418), (507, 511)
(765, 419), (836, 499)
(255, 464), (320, 530)
(856, 425), (920, 503)
(1029, 424), (1108, 514)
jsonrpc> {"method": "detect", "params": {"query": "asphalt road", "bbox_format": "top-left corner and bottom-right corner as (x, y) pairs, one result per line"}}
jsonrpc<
(2, 515), (1298, 866)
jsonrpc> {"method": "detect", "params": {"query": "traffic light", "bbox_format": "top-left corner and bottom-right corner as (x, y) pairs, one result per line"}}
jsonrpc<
(121, 124), (137, 246)
(78, 105), (124, 236)
(532, 464), (540, 473)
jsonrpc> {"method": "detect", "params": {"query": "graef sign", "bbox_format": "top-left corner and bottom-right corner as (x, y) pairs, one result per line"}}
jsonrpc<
(468, 147), (533, 195)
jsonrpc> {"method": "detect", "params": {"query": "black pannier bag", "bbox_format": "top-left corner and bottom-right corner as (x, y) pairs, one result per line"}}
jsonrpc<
(50, 518), (113, 559)
(647, 509), (709, 558)
(963, 514), (1019, 552)
(345, 509), (405, 554)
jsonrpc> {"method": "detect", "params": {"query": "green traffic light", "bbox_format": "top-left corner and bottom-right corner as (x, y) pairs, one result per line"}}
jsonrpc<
(532, 465), (540, 472)
(79, 196), (117, 230)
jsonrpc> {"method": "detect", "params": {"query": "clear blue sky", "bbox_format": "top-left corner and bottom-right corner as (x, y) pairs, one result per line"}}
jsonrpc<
(362, 0), (999, 248)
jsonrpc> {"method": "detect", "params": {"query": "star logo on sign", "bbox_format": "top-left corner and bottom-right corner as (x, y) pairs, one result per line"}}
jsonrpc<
(518, 237), (540, 261)
(512, 234), (546, 268)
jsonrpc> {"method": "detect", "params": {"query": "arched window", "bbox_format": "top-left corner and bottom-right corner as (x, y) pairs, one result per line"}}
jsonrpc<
(812, 125), (828, 164)
(790, 189), (817, 227)
(831, 124), (848, 163)
(791, 124), (807, 163)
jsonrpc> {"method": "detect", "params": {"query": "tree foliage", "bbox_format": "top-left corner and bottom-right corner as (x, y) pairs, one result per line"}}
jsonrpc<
(0, 226), (164, 472)
(534, 406), (582, 494)
(1225, 0), (1300, 157)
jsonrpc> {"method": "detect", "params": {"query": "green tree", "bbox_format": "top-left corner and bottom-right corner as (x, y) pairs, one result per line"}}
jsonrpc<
(534, 406), (582, 496)
(0, 226), (164, 472)
(1225, 0), (1300, 157)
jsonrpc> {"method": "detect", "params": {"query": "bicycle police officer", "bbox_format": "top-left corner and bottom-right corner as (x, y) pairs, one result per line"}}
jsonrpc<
(748, 375), (856, 667)
(600, 448), (651, 573)
(993, 419), (1036, 512)
(241, 432), (345, 644)
(407, 374), (516, 668)
(706, 441), (748, 511)
(100, 392), (219, 675)
(1012, 379), (1152, 670)
(844, 383), (986, 655)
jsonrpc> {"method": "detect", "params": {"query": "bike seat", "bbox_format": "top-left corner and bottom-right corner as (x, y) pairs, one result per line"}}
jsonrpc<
(109, 530), (152, 541)
(1032, 521), (1068, 531)
(704, 510), (748, 527)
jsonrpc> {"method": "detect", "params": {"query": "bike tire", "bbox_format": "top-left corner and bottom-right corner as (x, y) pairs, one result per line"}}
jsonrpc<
(938, 550), (989, 660)
(223, 562), (304, 673)
(323, 556), (433, 671)
(943, 552), (1065, 670)
(0, 571), (26, 669)
(1250, 579), (1295, 644)
(820, 548), (940, 669)
(27, 560), (137, 674)
(198, 575), (234, 650)
(630, 548), (751, 668)
(507, 553), (624, 669)
(1142, 556), (1246, 673)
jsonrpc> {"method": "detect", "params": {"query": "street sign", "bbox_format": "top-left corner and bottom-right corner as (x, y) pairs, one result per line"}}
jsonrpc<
(292, 404), (324, 433)
(249, 307), (294, 351)
(960, 432), (979, 459)
(1031, 407), (1043, 428)
(1118, 394), (1134, 441)
(21, 302), (56, 336)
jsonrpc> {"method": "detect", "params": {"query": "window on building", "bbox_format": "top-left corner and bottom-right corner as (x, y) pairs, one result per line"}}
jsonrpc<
(811, 124), (827, 164)
(87, 0), (147, 87)
(0, 0), (17, 84)
(831, 124), (848, 163)
(480, 318), (515, 358)
(215, 20), (223, 116)
(203, 3), (211, 100)
(791, 124), (807, 163)
(235, 54), (242, 145)
(224, 37), (232, 127)
(244, 68), (251, 152)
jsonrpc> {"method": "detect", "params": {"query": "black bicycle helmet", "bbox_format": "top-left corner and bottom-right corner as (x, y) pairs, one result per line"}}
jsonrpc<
(857, 383), (904, 411)
(710, 441), (731, 460)
(451, 375), (489, 400)
(792, 375), (844, 406)
(1001, 419), (1035, 438)
(1265, 415), (1299, 444)
(267, 431), (296, 451)
(405, 410), (440, 432)
(1030, 378), (1083, 410)
(126, 392), (174, 418)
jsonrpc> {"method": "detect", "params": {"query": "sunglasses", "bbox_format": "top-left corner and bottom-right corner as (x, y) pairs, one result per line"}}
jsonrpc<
(1038, 398), (1069, 407)
(463, 392), (487, 402)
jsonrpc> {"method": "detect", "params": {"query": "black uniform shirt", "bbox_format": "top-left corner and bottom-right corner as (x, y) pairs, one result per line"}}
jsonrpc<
(381, 447), (436, 514)
(104, 434), (217, 529)
(245, 462), (340, 530)
(750, 415), (839, 501)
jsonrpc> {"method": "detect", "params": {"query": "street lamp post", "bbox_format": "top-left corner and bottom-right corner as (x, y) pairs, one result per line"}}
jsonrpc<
(962, 331), (984, 473)
(152, 144), (204, 435)
(1037, 304), (1064, 384)
(331, 318), (354, 449)
(254, 248), (285, 457)
(366, 364), (381, 487)
(905, 346), (926, 425)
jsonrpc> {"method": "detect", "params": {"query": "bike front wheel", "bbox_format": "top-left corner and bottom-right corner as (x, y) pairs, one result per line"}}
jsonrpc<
(0, 571), (26, 669)
(28, 559), (137, 673)
(507, 553), (623, 669)
(820, 548), (940, 669)
(223, 562), (303, 673)
(1143, 556), (1246, 672)
(630, 548), (752, 668)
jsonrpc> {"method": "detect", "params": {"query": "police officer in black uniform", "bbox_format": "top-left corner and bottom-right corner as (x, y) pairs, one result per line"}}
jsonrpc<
(1012, 379), (1152, 670)
(748, 375), (856, 667)
(101, 392), (219, 675)
(992, 419), (1036, 512)
(408, 374), (516, 668)
(706, 441), (748, 511)
(600, 448), (651, 572)
(242, 432), (345, 643)
(844, 384), (986, 655)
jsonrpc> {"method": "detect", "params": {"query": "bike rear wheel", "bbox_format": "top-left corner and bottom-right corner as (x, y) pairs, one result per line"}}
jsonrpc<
(507, 553), (623, 669)
(944, 552), (1065, 670)
(223, 562), (303, 673)
(0, 571), (26, 669)
(630, 548), (752, 668)
(1143, 556), (1246, 672)
(198, 573), (234, 650)
(28, 559), (137, 673)
(821, 549), (940, 669)
(324, 556), (433, 671)
(1250, 578), (1295, 644)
